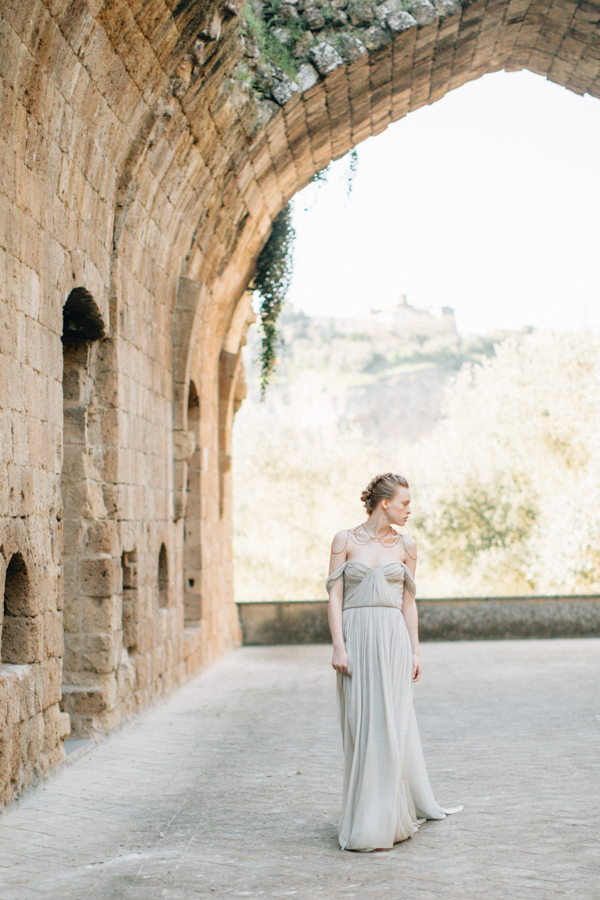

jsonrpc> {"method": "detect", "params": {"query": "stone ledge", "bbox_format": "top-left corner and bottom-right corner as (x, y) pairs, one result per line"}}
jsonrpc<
(236, 595), (600, 644)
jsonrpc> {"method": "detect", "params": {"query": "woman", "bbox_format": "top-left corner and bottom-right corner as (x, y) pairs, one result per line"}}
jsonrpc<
(327, 473), (461, 851)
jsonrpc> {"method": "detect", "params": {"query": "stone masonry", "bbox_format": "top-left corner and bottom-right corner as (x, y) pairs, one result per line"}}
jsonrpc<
(1, 0), (600, 808)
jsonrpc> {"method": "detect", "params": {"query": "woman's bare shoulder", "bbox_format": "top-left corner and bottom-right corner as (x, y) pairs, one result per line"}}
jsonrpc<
(402, 533), (417, 558)
(331, 530), (350, 554)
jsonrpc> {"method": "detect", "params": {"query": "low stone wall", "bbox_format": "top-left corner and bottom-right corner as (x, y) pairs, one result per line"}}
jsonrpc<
(237, 596), (600, 644)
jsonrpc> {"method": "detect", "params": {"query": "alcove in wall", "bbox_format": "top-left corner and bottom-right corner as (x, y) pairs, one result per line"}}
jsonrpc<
(158, 544), (169, 609)
(184, 382), (202, 626)
(1, 553), (34, 665)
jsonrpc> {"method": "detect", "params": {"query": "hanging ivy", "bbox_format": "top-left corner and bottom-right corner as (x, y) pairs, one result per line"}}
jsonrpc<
(346, 148), (359, 196)
(253, 202), (296, 398)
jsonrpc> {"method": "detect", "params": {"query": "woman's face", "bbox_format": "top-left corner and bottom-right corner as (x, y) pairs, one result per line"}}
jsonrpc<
(382, 486), (411, 527)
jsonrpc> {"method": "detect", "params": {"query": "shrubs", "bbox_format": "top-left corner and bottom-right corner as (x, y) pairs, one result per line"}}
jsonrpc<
(234, 329), (600, 599)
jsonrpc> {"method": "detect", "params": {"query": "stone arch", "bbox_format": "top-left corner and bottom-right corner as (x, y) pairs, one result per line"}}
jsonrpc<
(158, 544), (170, 610)
(188, 0), (600, 349)
(1, 553), (34, 666)
(218, 348), (246, 520)
(60, 288), (118, 737)
(172, 278), (205, 522)
(2, 0), (599, 808)
(184, 383), (203, 626)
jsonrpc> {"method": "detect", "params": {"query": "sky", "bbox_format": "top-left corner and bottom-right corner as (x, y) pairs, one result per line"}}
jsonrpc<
(286, 70), (600, 336)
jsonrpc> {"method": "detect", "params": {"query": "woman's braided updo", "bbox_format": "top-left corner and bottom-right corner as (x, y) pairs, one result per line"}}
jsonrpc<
(361, 473), (409, 516)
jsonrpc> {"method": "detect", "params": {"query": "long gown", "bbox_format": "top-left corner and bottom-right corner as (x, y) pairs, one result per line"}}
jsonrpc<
(326, 560), (460, 851)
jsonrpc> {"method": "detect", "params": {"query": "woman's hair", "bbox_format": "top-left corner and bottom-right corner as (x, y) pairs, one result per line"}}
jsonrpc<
(361, 473), (409, 516)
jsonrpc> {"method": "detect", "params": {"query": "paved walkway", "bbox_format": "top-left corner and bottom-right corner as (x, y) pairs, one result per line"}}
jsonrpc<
(0, 640), (599, 900)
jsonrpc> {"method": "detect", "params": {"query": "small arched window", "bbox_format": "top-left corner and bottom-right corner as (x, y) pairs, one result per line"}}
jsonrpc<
(121, 550), (138, 652)
(158, 544), (169, 609)
(2, 553), (32, 665)
(62, 288), (105, 346)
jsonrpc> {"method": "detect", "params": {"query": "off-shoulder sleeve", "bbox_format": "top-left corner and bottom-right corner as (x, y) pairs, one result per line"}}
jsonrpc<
(402, 564), (417, 599)
(326, 562), (347, 594)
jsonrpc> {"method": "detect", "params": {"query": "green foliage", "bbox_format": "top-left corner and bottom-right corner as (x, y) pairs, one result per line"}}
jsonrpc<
(241, 0), (308, 81)
(415, 474), (539, 572)
(253, 203), (296, 397)
(312, 163), (332, 184)
(346, 148), (359, 196)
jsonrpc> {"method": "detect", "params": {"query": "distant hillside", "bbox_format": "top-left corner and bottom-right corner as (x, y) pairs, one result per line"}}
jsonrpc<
(243, 301), (527, 449)
(233, 301), (538, 601)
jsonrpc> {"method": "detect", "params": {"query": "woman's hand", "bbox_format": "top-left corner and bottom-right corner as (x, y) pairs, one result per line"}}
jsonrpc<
(412, 653), (422, 683)
(332, 644), (349, 675)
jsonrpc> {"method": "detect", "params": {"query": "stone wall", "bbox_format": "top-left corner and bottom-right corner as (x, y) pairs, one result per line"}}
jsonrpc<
(237, 596), (600, 643)
(1, 0), (599, 806)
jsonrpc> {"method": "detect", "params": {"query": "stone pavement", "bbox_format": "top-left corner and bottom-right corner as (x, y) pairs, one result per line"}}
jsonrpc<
(0, 640), (599, 900)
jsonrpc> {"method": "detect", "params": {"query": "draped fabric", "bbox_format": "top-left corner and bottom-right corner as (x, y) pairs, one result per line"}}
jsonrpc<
(327, 561), (460, 851)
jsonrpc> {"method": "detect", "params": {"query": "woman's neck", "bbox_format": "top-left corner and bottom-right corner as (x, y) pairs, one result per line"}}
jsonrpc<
(363, 510), (389, 538)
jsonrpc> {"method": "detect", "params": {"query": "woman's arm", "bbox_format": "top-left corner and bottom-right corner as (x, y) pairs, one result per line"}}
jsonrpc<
(401, 536), (421, 683)
(328, 531), (348, 675)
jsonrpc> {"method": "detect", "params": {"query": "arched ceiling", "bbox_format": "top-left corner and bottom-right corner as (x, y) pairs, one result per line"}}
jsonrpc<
(3, 0), (599, 383)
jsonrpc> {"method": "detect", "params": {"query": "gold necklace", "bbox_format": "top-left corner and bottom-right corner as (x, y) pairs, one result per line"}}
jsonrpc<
(350, 523), (400, 547)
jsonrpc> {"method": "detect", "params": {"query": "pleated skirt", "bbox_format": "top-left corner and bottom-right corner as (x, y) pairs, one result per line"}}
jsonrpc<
(337, 605), (446, 851)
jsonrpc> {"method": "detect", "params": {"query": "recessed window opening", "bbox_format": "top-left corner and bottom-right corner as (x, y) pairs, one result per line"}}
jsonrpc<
(183, 382), (202, 625)
(121, 550), (138, 652)
(61, 286), (107, 690)
(62, 288), (105, 346)
(158, 544), (169, 609)
(2, 553), (32, 665)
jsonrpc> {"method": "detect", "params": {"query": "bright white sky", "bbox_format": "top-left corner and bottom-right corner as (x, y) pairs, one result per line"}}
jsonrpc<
(287, 70), (600, 336)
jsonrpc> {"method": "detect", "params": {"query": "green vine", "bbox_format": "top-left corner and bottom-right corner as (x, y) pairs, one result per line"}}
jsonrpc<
(346, 148), (359, 196)
(254, 202), (296, 397)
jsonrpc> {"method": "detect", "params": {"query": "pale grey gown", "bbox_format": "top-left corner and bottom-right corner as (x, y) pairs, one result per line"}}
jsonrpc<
(326, 560), (459, 851)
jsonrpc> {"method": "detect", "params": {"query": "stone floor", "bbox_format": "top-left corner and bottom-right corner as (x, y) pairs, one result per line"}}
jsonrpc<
(0, 639), (599, 900)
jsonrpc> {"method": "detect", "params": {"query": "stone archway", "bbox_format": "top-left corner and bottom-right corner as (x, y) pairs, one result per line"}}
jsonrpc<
(1, 0), (599, 804)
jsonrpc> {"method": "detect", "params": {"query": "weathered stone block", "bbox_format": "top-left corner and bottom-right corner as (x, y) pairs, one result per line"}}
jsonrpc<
(335, 33), (368, 63)
(82, 595), (119, 634)
(303, 3), (326, 29)
(348, 0), (375, 25)
(79, 558), (120, 597)
(82, 633), (115, 674)
(41, 657), (63, 706)
(1, 614), (43, 664)
(43, 703), (68, 752)
(408, 0), (439, 24)
(19, 712), (44, 763)
(64, 687), (108, 715)
(363, 24), (392, 50)
(84, 520), (119, 554)
(387, 10), (418, 32)
(271, 72), (301, 106)
(43, 610), (64, 658)
(309, 42), (345, 75)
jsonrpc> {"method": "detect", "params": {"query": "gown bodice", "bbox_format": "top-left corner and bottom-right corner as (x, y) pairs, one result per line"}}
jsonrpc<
(326, 560), (417, 611)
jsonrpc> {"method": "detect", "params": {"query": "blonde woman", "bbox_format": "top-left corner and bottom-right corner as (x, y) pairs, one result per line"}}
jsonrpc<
(327, 473), (461, 851)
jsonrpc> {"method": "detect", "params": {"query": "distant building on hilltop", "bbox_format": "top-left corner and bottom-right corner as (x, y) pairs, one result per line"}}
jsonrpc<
(290, 295), (458, 343)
